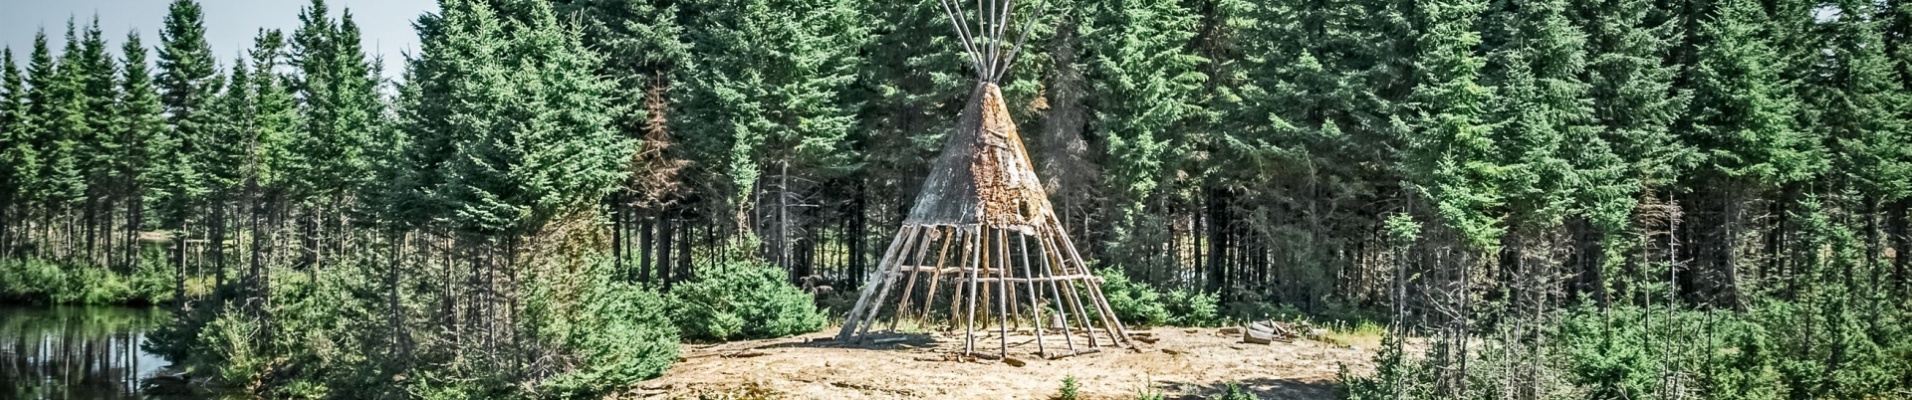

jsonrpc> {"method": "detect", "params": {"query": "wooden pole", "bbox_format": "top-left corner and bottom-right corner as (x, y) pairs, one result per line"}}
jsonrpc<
(1033, 227), (1077, 353)
(1018, 232), (1048, 356)
(881, 225), (941, 332)
(923, 229), (963, 322)
(1053, 219), (1131, 346)
(855, 226), (926, 340)
(838, 225), (916, 341)
(964, 226), (984, 356)
(893, 225), (953, 331)
(996, 228), (1011, 357)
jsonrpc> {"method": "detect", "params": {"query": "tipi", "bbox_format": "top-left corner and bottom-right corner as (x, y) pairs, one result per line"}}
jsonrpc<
(837, 0), (1130, 358)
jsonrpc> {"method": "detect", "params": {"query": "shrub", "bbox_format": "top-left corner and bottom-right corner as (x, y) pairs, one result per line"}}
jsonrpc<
(0, 256), (175, 305)
(1216, 382), (1258, 400)
(538, 260), (680, 398)
(1055, 376), (1080, 400)
(196, 304), (268, 389)
(668, 260), (826, 341)
(1095, 268), (1171, 326)
(1163, 288), (1222, 327)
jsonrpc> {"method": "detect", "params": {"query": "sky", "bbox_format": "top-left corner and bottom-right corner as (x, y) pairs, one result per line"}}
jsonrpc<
(2, 0), (438, 80)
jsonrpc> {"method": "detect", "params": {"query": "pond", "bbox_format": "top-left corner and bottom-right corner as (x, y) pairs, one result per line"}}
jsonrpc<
(0, 306), (173, 399)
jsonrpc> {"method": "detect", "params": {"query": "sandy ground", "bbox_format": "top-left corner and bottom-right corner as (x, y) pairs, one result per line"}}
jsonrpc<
(614, 327), (1378, 400)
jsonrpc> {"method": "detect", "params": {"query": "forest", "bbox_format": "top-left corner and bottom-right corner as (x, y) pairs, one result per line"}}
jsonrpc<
(1, 0), (1911, 398)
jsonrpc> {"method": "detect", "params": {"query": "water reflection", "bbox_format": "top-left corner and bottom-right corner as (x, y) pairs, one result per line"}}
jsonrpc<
(0, 306), (171, 399)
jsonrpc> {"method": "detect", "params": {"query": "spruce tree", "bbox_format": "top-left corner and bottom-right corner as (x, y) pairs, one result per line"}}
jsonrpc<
(291, 0), (378, 202)
(77, 18), (122, 205)
(439, 0), (631, 239)
(1404, 0), (1499, 251)
(1084, 0), (1206, 273)
(117, 32), (165, 269)
(1810, 0), (1912, 204)
(153, 0), (217, 292)
(676, 0), (867, 238)
(42, 21), (93, 217)
(0, 47), (29, 254)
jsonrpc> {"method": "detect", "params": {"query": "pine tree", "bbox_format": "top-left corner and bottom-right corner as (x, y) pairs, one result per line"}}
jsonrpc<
(117, 32), (166, 270)
(439, 0), (632, 238)
(1084, 0), (1206, 273)
(1404, 0), (1499, 251)
(0, 47), (30, 255)
(676, 0), (867, 241)
(41, 21), (93, 222)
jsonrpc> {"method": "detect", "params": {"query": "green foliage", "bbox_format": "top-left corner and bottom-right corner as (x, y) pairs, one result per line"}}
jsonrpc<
(1094, 268), (1224, 327)
(196, 304), (268, 387)
(533, 259), (680, 399)
(1095, 267), (1172, 326)
(668, 259), (827, 341)
(1163, 288), (1222, 327)
(0, 257), (174, 305)
(1056, 376), (1080, 400)
(1216, 382), (1257, 400)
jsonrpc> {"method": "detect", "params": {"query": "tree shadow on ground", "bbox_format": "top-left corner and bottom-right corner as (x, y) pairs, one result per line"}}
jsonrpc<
(1154, 377), (1339, 400)
(753, 332), (944, 350)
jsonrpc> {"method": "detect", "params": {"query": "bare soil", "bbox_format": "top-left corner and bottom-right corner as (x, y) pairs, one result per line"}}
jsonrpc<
(615, 327), (1378, 400)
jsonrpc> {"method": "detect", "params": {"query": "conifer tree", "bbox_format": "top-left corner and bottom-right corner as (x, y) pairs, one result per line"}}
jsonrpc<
(117, 32), (165, 271)
(1680, 0), (1822, 305)
(153, 0), (217, 298)
(676, 0), (867, 242)
(1404, 0), (1499, 251)
(1084, 0), (1206, 273)
(438, 0), (632, 239)
(1810, 0), (1912, 206)
(41, 21), (93, 225)
(0, 47), (28, 255)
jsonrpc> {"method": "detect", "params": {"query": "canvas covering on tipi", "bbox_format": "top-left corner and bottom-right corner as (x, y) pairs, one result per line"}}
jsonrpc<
(837, 0), (1130, 359)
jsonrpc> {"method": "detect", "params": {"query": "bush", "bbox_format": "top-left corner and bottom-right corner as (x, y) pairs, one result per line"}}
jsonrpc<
(1095, 268), (1171, 326)
(668, 260), (826, 341)
(0, 255), (175, 305)
(196, 304), (268, 389)
(1163, 288), (1222, 327)
(537, 260), (680, 398)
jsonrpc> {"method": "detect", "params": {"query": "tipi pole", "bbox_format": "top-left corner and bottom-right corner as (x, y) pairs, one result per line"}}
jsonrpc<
(935, 0), (985, 74)
(1017, 231), (1048, 356)
(1033, 227), (1077, 353)
(921, 229), (963, 322)
(949, 228), (979, 330)
(1053, 220), (1131, 346)
(1041, 230), (1099, 347)
(854, 225), (928, 340)
(838, 225), (917, 341)
(963, 226), (984, 356)
(993, 0), (1052, 81)
(996, 228), (1011, 357)
(893, 226), (954, 331)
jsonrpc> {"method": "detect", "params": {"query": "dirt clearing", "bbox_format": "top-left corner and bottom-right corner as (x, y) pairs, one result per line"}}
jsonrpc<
(617, 327), (1378, 399)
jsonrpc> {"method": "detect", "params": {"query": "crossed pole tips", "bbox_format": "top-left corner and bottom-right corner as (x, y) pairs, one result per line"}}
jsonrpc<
(936, 0), (1054, 83)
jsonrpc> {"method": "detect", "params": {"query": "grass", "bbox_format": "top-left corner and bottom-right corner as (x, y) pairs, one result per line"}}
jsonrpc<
(1316, 320), (1386, 349)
